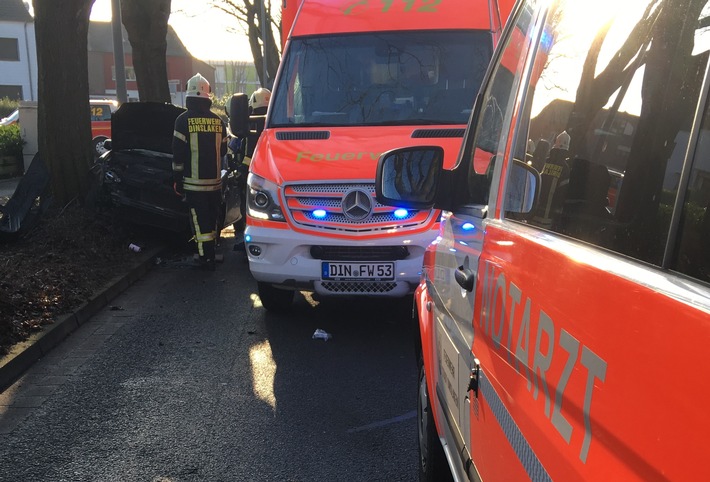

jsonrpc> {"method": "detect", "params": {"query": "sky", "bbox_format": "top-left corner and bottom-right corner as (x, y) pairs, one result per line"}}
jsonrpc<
(89, 0), (254, 62)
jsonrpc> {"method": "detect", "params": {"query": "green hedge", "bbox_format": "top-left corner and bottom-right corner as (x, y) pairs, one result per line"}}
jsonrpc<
(0, 124), (24, 158)
(0, 97), (19, 119)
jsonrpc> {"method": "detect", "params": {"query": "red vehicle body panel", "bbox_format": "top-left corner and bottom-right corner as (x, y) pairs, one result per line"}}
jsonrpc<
(291, 0), (497, 34)
(90, 99), (118, 141)
(251, 126), (461, 184)
(466, 223), (710, 480)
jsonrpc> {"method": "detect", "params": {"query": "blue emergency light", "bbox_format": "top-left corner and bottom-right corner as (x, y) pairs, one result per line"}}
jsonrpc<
(394, 208), (408, 219)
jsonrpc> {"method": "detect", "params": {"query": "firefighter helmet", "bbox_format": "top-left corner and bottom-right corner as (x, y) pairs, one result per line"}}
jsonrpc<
(249, 88), (271, 111)
(186, 73), (211, 98)
(554, 130), (570, 151)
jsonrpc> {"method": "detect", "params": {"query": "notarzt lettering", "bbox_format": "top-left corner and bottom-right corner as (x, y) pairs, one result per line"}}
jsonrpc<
(480, 260), (607, 464)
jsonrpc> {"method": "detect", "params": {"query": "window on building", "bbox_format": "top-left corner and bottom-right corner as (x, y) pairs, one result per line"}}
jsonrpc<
(0, 38), (19, 61)
(111, 66), (137, 82)
(0, 85), (22, 100)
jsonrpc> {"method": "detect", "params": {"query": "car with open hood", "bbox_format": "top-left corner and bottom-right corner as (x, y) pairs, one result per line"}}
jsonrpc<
(87, 101), (242, 235)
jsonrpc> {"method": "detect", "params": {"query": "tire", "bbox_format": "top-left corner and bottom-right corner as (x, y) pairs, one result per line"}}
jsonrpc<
(92, 136), (109, 158)
(418, 357), (453, 482)
(257, 282), (294, 313)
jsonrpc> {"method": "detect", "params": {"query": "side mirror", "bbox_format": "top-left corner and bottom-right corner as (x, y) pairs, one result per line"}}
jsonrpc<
(504, 159), (539, 216)
(375, 146), (444, 210)
(228, 93), (250, 137)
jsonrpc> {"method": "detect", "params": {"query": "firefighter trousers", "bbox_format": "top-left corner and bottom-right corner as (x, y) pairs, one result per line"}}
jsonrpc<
(186, 190), (221, 261)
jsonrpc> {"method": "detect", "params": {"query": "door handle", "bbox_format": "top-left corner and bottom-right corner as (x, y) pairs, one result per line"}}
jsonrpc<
(468, 359), (481, 398)
(455, 266), (475, 291)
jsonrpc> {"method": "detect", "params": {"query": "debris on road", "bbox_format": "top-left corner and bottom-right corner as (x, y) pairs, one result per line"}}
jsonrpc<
(312, 328), (332, 341)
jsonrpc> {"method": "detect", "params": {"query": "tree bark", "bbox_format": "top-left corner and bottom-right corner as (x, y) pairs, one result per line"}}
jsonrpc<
(32, 0), (95, 206)
(121, 0), (172, 102)
(253, 0), (280, 88)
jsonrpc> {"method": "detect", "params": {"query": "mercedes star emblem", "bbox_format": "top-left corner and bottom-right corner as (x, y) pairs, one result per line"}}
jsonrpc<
(341, 188), (373, 221)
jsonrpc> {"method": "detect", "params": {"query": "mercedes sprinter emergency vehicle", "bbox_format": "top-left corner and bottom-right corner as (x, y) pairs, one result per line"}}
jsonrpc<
(231, 0), (515, 311)
(376, 0), (710, 479)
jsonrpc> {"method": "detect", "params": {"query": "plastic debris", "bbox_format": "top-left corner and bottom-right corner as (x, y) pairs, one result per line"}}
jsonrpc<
(128, 243), (142, 252)
(312, 328), (332, 341)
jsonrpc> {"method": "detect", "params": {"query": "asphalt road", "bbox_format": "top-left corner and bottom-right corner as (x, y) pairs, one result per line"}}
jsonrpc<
(0, 241), (420, 481)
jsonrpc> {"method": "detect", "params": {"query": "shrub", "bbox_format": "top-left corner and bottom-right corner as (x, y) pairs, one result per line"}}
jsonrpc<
(0, 97), (19, 119)
(0, 124), (24, 158)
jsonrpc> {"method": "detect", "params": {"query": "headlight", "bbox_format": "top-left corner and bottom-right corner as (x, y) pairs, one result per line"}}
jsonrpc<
(247, 173), (285, 222)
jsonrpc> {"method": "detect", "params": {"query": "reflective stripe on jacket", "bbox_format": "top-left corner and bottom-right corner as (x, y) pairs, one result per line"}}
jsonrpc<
(172, 98), (226, 192)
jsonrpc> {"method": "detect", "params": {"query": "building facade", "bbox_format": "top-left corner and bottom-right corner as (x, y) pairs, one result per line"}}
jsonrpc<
(87, 21), (215, 106)
(0, 0), (36, 101)
(0, 0), (216, 107)
(209, 59), (260, 100)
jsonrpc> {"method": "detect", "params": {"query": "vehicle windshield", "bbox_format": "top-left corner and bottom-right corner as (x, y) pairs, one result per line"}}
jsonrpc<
(269, 31), (493, 127)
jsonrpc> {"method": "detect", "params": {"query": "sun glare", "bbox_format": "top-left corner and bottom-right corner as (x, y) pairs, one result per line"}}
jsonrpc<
(249, 340), (277, 410)
(88, 0), (253, 62)
(533, 0), (652, 117)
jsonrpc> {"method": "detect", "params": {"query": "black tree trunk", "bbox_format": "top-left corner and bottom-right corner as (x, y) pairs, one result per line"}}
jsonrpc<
(121, 0), (172, 103)
(33, 0), (96, 206)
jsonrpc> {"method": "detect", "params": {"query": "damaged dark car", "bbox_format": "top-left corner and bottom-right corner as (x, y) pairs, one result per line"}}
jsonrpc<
(87, 102), (242, 236)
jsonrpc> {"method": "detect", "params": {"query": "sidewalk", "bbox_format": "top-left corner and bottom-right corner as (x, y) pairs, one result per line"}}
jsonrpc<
(0, 245), (162, 393)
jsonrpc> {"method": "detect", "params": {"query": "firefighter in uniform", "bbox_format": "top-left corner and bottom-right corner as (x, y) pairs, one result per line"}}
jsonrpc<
(172, 73), (227, 271)
(230, 87), (271, 251)
(531, 130), (571, 230)
(245, 87), (271, 160)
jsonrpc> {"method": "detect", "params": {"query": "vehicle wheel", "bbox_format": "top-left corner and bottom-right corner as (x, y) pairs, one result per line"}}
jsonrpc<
(92, 136), (109, 158)
(418, 356), (453, 482)
(257, 282), (294, 313)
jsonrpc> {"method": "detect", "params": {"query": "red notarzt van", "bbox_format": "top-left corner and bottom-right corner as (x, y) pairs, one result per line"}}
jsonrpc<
(376, 0), (710, 480)
(238, 0), (515, 312)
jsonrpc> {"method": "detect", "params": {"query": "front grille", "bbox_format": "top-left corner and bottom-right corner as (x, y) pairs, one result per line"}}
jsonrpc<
(303, 210), (417, 224)
(311, 245), (409, 261)
(284, 182), (433, 233)
(321, 281), (399, 294)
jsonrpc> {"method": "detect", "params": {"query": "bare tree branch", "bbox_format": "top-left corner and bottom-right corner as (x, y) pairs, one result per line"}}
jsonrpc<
(211, 0), (281, 87)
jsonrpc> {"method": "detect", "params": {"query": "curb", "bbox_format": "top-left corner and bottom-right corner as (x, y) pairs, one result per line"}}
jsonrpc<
(0, 246), (163, 393)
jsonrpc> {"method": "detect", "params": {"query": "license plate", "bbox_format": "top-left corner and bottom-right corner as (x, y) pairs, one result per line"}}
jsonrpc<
(321, 262), (395, 281)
